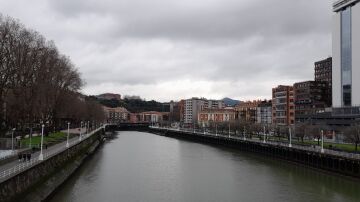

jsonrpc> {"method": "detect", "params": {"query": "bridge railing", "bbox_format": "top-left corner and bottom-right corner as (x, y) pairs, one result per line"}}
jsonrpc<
(151, 126), (360, 160)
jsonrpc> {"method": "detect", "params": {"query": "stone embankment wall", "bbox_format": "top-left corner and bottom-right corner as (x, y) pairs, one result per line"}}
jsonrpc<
(0, 130), (104, 202)
(150, 128), (360, 179)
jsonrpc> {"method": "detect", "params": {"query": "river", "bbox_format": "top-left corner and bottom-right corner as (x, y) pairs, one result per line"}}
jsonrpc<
(50, 131), (360, 202)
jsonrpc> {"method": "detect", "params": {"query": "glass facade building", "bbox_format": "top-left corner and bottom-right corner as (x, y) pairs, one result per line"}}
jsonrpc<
(333, 0), (360, 108)
(341, 7), (352, 106)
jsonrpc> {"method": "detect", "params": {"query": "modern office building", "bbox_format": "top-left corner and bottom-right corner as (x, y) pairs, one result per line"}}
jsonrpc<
(272, 85), (295, 126)
(332, 0), (360, 108)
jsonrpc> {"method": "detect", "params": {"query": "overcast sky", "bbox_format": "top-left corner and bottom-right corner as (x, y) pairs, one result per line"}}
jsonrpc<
(0, 0), (334, 102)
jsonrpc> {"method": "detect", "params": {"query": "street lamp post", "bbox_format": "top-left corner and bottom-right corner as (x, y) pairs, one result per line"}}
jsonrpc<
(263, 126), (266, 143)
(87, 121), (90, 133)
(321, 130), (324, 153)
(66, 122), (70, 148)
(228, 124), (230, 138)
(29, 127), (32, 149)
(79, 121), (83, 141)
(289, 127), (292, 148)
(11, 128), (15, 152)
(39, 124), (45, 160)
(215, 124), (218, 136)
(243, 127), (246, 140)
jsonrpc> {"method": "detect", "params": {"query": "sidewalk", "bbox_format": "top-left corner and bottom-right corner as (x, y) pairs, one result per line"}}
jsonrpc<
(0, 127), (103, 182)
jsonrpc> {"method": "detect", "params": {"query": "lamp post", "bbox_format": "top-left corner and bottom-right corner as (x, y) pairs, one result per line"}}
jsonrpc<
(85, 122), (88, 136)
(215, 124), (218, 136)
(289, 127), (292, 148)
(66, 122), (70, 148)
(39, 124), (45, 160)
(11, 128), (15, 152)
(79, 121), (83, 141)
(263, 126), (266, 143)
(243, 127), (246, 140)
(321, 130), (324, 153)
(87, 121), (90, 133)
(228, 124), (230, 138)
(29, 127), (32, 149)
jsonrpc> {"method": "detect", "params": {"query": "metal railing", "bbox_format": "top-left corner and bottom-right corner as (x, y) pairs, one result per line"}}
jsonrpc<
(152, 126), (360, 160)
(0, 150), (18, 161)
(0, 126), (104, 182)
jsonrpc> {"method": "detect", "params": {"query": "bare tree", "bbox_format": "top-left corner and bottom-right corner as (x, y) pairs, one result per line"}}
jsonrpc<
(0, 14), (99, 137)
(343, 123), (360, 151)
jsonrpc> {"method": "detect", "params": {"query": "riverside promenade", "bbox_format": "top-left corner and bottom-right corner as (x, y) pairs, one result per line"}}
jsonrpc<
(150, 126), (360, 178)
(152, 126), (360, 160)
(0, 127), (103, 183)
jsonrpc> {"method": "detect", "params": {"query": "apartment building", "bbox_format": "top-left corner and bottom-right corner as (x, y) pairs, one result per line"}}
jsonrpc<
(272, 85), (295, 126)
(198, 108), (236, 127)
(256, 100), (272, 125)
(236, 100), (261, 123)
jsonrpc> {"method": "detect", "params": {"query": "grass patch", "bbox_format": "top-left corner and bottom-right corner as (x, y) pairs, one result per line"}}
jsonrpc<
(20, 132), (69, 148)
(260, 136), (358, 153)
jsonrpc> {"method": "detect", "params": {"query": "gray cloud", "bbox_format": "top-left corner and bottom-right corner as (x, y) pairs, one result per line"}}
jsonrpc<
(0, 0), (333, 101)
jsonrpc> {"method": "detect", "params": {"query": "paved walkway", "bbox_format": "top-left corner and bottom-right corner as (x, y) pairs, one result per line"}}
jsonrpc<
(0, 127), (103, 182)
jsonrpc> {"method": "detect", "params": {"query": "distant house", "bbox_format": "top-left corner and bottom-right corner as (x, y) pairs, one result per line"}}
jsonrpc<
(130, 111), (170, 123)
(103, 106), (129, 123)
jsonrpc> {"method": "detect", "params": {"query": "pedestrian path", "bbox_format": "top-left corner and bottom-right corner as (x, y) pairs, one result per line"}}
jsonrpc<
(0, 126), (103, 183)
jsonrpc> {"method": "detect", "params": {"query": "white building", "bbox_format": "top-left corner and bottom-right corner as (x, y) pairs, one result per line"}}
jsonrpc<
(184, 98), (205, 124)
(183, 98), (224, 124)
(332, 0), (360, 107)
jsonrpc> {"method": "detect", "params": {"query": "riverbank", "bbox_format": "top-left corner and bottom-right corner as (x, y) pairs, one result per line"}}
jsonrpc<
(149, 127), (360, 179)
(22, 139), (102, 202)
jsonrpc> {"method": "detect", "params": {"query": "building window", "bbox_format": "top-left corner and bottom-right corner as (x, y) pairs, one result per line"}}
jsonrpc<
(341, 7), (352, 106)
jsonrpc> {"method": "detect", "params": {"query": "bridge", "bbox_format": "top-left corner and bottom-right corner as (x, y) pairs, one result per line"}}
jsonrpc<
(105, 122), (150, 131)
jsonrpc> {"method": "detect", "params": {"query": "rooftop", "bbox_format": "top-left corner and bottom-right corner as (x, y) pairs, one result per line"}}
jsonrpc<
(333, 0), (360, 12)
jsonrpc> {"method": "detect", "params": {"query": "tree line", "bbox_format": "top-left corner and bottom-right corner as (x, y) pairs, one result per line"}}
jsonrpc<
(89, 96), (170, 113)
(0, 14), (105, 136)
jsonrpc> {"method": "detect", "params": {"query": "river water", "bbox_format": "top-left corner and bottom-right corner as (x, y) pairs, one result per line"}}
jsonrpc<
(50, 131), (360, 202)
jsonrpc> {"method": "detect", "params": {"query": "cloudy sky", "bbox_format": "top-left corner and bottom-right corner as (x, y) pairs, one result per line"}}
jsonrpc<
(0, 0), (333, 102)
